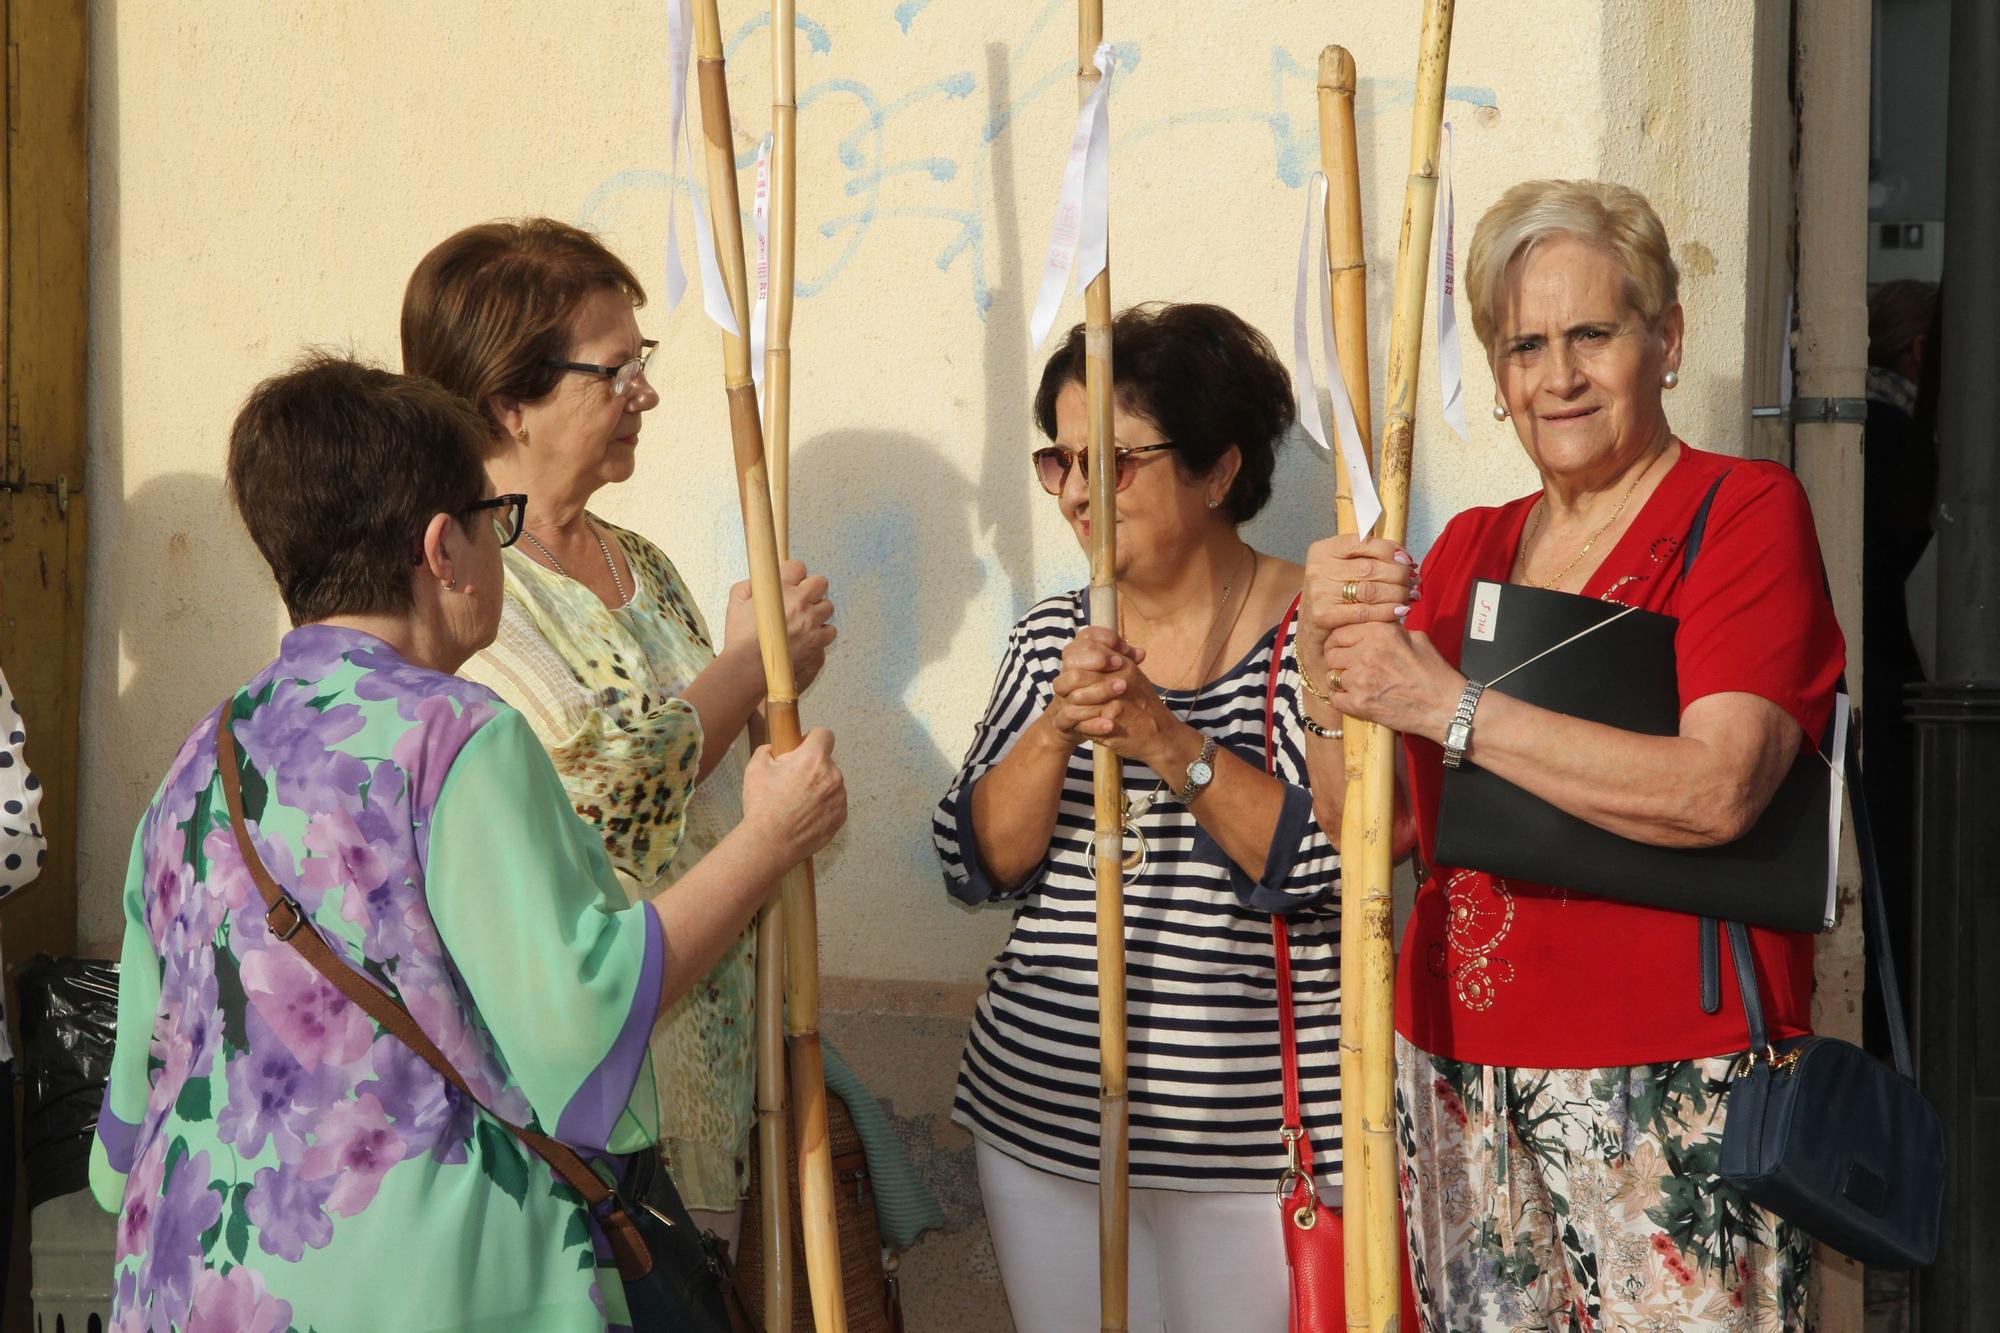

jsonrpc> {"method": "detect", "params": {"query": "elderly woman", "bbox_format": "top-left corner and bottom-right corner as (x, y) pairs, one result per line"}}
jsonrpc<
(401, 219), (836, 1245)
(89, 355), (844, 1330)
(1302, 181), (1842, 1331)
(934, 303), (1345, 1330)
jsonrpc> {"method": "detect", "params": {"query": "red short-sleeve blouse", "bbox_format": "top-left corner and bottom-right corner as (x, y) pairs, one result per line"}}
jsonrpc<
(1395, 443), (1847, 1068)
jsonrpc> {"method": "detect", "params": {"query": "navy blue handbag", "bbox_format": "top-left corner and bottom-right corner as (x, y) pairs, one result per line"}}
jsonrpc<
(1711, 725), (1943, 1269)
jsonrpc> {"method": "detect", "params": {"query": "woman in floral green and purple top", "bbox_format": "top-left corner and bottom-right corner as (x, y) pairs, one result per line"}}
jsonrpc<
(88, 355), (845, 1332)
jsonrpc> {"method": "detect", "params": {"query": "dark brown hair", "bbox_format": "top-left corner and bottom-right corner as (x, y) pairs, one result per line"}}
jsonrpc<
(1033, 303), (1296, 523)
(227, 352), (494, 626)
(400, 218), (646, 432)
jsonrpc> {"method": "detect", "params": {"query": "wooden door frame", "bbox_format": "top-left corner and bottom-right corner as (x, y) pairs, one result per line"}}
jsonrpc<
(1, 0), (88, 1326)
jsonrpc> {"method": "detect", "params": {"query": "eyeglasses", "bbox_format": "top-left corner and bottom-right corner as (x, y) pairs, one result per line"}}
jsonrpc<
(1031, 442), (1176, 496)
(462, 493), (528, 548)
(544, 339), (659, 397)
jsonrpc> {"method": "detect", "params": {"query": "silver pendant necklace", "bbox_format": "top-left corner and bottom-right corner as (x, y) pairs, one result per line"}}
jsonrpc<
(1090, 546), (1257, 881)
(520, 518), (628, 606)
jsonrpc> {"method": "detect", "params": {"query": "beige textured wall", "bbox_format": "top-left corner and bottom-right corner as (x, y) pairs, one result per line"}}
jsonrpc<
(78, 0), (1770, 987)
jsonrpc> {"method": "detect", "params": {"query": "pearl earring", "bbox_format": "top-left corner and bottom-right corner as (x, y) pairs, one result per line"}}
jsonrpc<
(1662, 370), (1679, 389)
(1206, 497), (1221, 509)
(1492, 404), (1510, 421)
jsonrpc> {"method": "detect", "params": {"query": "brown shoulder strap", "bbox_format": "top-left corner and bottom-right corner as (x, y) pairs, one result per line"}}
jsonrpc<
(214, 708), (653, 1278)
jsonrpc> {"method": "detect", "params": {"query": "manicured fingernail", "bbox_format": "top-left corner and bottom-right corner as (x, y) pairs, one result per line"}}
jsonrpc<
(1394, 550), (1414, 566)
(1109, 656), (1124, 668)
(1394, 604), (1411, 619)
(1112, 680), (1126, 692)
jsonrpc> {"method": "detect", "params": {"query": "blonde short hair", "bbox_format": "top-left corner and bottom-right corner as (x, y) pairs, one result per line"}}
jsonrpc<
(1464, 180), (1679, 356)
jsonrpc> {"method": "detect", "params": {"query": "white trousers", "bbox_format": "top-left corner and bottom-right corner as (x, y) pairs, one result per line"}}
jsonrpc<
(976, 1141), (1292, 1333)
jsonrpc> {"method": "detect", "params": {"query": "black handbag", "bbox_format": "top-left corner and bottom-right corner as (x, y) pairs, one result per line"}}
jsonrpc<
(1436, 473), (1840, 933)
(1712, 724), (1943, 1269)
(616, 1144), (750, 1332)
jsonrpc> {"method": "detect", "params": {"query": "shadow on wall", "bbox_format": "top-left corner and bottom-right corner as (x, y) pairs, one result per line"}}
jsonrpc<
(81, 471), (278, 944)
(787, 429), (985, 922)
(979, 41), (1036, 620)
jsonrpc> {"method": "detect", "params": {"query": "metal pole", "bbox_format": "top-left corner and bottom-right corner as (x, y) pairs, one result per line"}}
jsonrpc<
(1912, 2), (2000, 1327)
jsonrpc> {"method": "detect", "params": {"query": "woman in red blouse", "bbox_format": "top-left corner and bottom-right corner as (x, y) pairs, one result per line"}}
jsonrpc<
(1299, 180), (1841, 1331)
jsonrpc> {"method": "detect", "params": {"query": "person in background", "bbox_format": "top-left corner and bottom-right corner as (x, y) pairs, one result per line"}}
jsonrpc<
(935, 303), (1344, 1331)
(403, 220), (837, 1248)
(0, 664), (47, 1312)
(90, 354), (844, 1330)
(1862, 277), (1939, 1054)
(1304, 179), (1840, 1330)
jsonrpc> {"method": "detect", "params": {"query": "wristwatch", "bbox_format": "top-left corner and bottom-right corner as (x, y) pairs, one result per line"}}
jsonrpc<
(1171, 734), (1219, 804)
(1441, 680), (1486, 770)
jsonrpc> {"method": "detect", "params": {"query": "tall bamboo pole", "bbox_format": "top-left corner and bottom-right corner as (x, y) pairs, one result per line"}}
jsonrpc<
(1345, 6), (1454, 1331)
(690, 4), (848, 1327)
(1317, 43), (1376, 1330)
(1317, 46), (1370, 543)
(1074, 2), (1127, 1329)
(752, 1), (801, 1326)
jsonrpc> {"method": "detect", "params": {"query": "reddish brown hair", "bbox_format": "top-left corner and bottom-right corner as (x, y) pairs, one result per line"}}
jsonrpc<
(400, 218), (646, 434)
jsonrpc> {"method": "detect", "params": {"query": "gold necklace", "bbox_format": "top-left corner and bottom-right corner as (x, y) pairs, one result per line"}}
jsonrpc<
(1518, 446), (1666, 591)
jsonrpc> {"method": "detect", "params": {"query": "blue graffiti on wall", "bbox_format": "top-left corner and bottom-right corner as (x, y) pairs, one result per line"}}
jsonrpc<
(580, 0), (1498, 319)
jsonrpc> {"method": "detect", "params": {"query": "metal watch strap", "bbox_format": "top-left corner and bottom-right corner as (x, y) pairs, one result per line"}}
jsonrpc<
(1171, 733), (1218, 804)
(1442, 679), (1486, 769)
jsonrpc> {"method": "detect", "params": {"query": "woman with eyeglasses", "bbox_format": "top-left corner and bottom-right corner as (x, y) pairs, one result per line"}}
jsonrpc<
(932, 302), (1346, 1330)
(401, 219), (838, 1248)
(91, 355), (844, 1330)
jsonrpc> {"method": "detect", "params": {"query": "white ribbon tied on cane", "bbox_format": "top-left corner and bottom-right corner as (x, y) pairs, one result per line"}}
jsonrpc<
(1435, 121), (1468, 440)
(751, 134), (772, 394)
(1292, 171), (1383, 537)
(1028, 43), (1115, 348)
(664, 0), (738, 336)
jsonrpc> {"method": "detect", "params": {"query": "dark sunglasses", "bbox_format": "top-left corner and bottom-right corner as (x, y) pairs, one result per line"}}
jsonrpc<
(1031, 442), (1176, 496)
(543, 340), (659, 397)
(462, 493), (528, 548)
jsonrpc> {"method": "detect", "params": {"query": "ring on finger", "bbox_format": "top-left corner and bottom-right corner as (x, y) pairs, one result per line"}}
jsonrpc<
(1342, 580), (1362, 604)
(1330, 668), (1344, 691)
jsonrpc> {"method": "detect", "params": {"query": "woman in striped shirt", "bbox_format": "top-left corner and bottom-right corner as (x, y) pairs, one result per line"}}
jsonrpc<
(934, 303), (1348, 1331)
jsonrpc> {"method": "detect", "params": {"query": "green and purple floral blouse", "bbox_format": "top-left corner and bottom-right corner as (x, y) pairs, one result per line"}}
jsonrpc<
(90, 624), (665, 1332)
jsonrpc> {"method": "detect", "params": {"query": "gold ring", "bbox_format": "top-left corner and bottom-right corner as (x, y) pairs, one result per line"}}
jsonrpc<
(1330, 669), (1344, 691)
(1342, 580), (1362, 604)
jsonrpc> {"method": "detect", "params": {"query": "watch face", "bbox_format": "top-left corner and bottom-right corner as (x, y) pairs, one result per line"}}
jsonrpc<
(1189, 760), (1214, 786)
(1444, 722), (1470, 752)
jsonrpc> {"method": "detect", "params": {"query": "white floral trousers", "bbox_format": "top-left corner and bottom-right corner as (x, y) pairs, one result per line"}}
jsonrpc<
(1394, 1035), (1814, 1332)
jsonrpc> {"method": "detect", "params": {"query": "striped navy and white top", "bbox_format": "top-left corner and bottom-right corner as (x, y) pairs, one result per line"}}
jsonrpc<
(934, 591), (1342, 1193)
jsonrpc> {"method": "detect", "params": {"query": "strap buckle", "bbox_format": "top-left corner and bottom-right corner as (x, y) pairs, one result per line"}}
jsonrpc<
(266, 896), (307, 942)
(1274, 1125), (1315, 1204)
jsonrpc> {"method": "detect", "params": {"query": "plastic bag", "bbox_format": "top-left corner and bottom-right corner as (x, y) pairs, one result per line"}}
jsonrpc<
(18, 955), (119, 1208)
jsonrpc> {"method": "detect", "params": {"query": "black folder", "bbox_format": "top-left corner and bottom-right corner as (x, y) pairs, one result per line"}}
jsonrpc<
(1433, 580), (1840, 933)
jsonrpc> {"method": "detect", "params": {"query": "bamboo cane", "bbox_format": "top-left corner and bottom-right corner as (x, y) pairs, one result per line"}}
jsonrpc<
(1317, 43), (1377, 1330)
(1343, 6), (1454, 1331)
(1317, 46), (1370, 543)
(751, 2), (801, 1326)
(690, 4), (848, 1328)
(1072, 2), (1127, 1329)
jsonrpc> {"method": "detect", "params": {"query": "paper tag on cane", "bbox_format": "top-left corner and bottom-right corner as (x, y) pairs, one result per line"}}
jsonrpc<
(1435, 122), (1468, 440)
(664, 0), (738, 336)
(751, 134), (773, 394)
(1028, 43), (1115, 348)
(1292, 172), (1382, 536)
